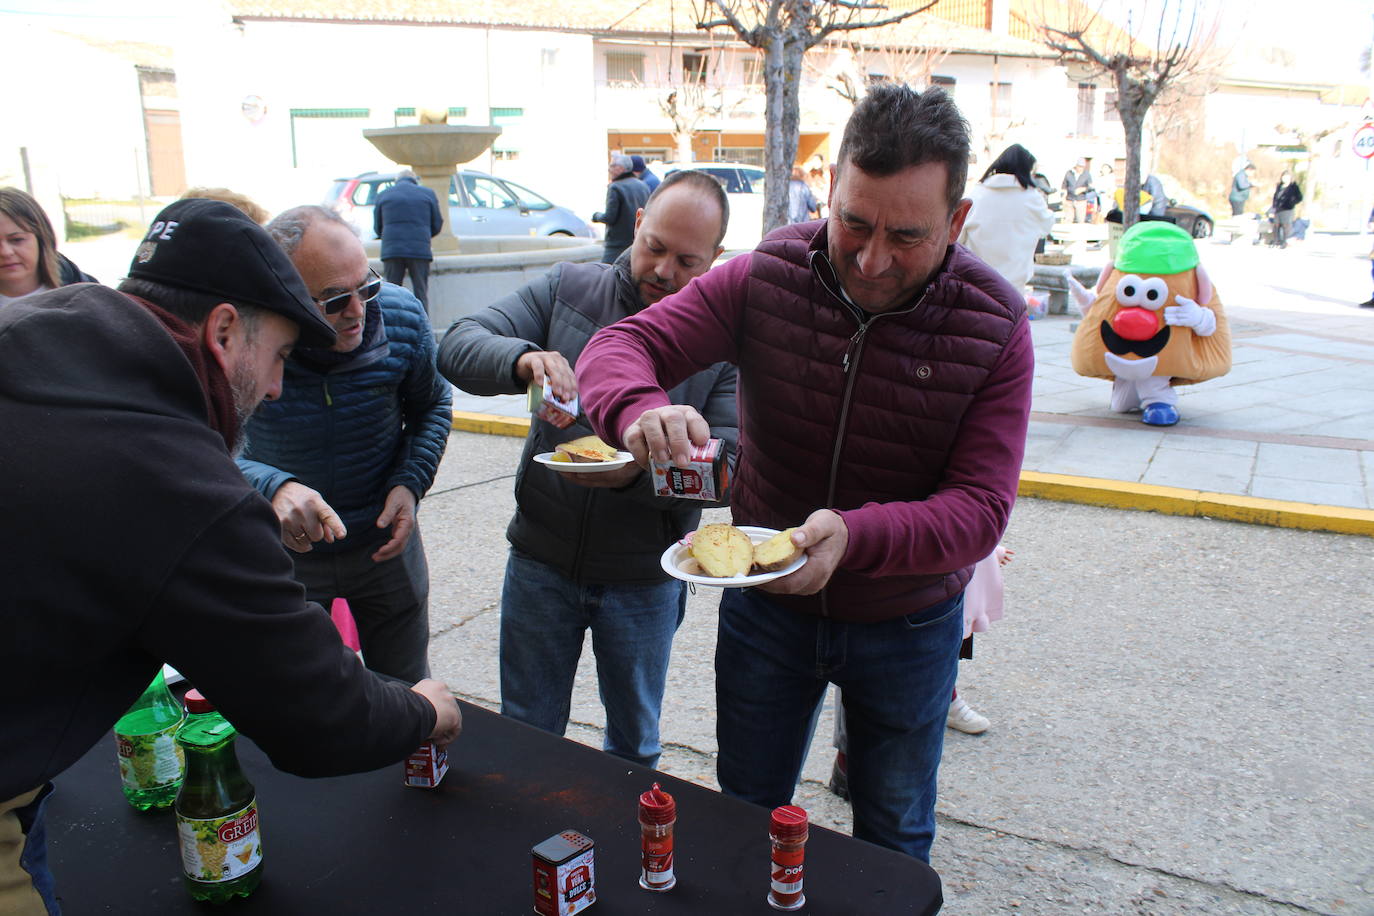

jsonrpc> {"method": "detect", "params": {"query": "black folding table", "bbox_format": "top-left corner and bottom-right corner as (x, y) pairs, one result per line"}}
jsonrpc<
(46, 700), (942, 913)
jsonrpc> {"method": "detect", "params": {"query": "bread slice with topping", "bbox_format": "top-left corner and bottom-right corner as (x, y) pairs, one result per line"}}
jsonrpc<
(554, 435), (619, 463)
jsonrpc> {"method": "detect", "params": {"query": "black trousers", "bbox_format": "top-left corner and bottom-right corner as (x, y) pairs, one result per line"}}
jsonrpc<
(382, 258), (432, 310)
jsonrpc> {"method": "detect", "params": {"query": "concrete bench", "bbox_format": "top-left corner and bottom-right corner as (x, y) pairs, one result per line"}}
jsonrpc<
(1213, 215), (1260, 245)
(1030, 263), (1103, 315)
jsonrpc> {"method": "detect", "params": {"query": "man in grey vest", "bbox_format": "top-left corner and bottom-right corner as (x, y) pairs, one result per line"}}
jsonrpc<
(437, 171), (735, 768)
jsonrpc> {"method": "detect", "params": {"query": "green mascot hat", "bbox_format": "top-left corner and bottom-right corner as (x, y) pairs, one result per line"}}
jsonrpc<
(1115, 222), (1199, 275)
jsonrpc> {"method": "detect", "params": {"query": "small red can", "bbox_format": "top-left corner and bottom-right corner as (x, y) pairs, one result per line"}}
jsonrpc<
(402, 741), (448, 788)
(532, 830), (596, 915)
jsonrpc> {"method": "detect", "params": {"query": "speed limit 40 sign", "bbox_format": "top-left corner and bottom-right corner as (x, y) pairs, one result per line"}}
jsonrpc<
(1354, 123), (1374, 159)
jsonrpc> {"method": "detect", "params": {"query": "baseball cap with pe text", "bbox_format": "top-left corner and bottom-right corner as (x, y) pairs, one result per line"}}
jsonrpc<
(127, 198), (336, 348)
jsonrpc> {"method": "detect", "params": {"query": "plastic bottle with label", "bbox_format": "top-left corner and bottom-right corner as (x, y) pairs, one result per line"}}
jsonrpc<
(112, 669), (185, 810)
(173, 690), (263, 902)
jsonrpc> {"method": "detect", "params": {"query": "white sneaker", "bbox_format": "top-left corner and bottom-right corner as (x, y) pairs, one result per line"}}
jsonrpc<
(947, 696), (989, 734)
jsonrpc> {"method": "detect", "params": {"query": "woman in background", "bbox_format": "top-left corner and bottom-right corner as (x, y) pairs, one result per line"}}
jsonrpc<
(958, 144), (1055, 293)
(0, 188), (96, 305)
(1269, 170), (1303, 249)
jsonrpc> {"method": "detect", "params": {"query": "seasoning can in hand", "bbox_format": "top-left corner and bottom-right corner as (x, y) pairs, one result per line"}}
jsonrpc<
(767, 805), (808, 911)
(638, 782), (676, 891)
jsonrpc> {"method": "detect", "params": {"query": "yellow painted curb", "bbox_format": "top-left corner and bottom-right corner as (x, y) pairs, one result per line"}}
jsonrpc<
(451, 410), (529, 439)
(1018, 471), (1374, 537)
(444, 415), (1374, 538)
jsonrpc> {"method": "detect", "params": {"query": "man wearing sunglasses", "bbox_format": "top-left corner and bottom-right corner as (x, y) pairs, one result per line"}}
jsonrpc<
(237, 205), (451, 683)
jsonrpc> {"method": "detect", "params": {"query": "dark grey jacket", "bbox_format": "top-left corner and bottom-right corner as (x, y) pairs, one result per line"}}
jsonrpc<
(592, 174), (650, 262)
(438, 255), (738, 584)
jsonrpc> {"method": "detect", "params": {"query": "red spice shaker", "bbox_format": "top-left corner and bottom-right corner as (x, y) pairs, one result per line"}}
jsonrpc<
(638, 782), (676, 891)
(767, 805), (808, 911)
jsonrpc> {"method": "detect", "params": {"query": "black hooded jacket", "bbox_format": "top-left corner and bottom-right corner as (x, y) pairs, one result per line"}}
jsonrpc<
(0, 285), (434, 801)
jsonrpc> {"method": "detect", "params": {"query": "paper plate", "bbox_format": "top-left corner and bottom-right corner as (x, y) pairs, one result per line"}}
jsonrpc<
(660, 526), (807, 588)
(533, 451), (635, 473)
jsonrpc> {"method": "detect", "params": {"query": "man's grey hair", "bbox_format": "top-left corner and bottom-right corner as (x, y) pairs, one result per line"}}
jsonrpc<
(398, 169), (418, 180)
(266, 205), (358, 255)
(610, 153), (633, 172)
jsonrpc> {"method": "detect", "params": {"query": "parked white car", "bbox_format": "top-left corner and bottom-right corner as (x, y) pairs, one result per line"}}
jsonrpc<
(660, 162), (767, 251)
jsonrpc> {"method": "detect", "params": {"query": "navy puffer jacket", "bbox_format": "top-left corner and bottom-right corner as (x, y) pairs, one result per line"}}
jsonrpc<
(238, 283), (451, 553)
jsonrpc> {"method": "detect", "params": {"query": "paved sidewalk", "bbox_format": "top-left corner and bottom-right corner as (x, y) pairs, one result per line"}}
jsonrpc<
(446, 230), (1374, 533)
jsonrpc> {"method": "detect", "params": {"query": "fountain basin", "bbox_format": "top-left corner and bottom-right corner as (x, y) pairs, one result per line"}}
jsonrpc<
(366, 235), (604, 331)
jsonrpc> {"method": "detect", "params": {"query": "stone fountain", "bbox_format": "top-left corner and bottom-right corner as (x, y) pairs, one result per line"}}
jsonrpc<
(364, 109), (500, 254)
(362, 108), (601, 328)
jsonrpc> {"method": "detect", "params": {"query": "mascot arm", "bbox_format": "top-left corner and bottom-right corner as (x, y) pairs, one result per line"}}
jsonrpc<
(1164, 295), (1217, 336)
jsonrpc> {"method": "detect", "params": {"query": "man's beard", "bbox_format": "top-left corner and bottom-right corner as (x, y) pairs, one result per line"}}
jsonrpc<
(636, 273), (677, 304)
(227, 360), (260, 459)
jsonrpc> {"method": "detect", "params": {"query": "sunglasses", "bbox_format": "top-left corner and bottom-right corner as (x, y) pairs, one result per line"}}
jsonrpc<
(316, 268), (382, 315)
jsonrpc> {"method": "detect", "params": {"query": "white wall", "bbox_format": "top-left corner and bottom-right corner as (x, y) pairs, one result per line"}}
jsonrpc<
(5, 25), (150, 203)
(173, 15), (603, 221)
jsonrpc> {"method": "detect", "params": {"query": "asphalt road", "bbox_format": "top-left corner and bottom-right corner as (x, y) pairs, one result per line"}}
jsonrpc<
(420, 430), (1373, 916)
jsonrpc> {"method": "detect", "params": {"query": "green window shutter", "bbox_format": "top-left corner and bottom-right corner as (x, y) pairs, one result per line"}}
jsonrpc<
(290, 107), (369, 118)
(288, 108), (371, 168)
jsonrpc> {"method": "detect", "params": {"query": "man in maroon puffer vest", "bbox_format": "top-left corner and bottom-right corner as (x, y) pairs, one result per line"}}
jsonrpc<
(579, 84), (1033, 863)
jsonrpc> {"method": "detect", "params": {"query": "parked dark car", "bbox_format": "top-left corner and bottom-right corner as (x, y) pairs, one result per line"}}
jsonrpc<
(325, 170), (594, 240)
(1166, 201), (1214, 239)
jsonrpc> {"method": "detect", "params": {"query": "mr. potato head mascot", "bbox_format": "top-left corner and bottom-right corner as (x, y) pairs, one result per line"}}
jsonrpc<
(1070, 221), (1230, 426)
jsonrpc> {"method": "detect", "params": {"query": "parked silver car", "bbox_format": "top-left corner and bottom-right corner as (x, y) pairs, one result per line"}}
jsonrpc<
(326, 170), (594, 240)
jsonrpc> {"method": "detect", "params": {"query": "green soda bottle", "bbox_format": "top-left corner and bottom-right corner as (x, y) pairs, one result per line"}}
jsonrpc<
(112, 668), (185, 810)
(174, 690), (263, 903)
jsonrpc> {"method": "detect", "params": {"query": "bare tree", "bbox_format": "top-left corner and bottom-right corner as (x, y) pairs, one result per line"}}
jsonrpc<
(1036, 0), (1219, 226)
(659, 83), (730, 162)
(810, 32), (952, 106)
(693, 0), (937, 233)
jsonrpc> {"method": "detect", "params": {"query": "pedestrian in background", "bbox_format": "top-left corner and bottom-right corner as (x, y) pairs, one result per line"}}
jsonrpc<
(806, 157), (830, 217)
(373, 169), (443, 311)
(1228, 161), (1255, 216)
(958, 143), (1055, 291)
(787, 166), (820, 224)
(1062, 157), (1094, 223)
(1093, 162), (1115, 222)
(630, 154), (660, 192)
(1361, 206), (1374, 309)
(593, 153), (650, 264)
(1141, 173), (1170, 218)
(1269, 170), (1303, 249)
(0, 187), (96, 306)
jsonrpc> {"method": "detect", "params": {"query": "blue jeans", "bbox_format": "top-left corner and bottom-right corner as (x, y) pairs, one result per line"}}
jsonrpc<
(715, 588), (964, 862)
(291, 526), (431, 683)
(1, 784), (59, 915)
(500, 548), (687, 768)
